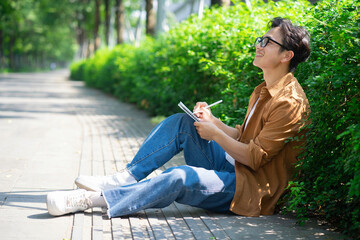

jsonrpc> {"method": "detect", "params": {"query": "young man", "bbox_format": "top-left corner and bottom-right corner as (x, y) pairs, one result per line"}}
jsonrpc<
(47, 17), (311, 218)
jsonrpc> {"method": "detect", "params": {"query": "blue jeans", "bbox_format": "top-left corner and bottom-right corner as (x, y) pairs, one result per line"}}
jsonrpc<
(103, 113), (236, 218)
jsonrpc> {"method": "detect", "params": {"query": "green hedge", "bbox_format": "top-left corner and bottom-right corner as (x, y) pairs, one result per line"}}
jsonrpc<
(286, 0), (360, 236)
(70, 0), (360, 237)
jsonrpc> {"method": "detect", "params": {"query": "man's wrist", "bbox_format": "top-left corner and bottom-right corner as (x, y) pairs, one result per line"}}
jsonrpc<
(211, 115), (220, 126)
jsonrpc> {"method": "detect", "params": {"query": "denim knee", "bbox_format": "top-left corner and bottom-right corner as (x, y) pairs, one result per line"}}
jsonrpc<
(163, 166), (187, 183)
(170, 113), (193, 124)
(163, 166), (202, 191)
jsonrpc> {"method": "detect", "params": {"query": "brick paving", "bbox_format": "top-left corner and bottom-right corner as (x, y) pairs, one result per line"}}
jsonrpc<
(0, 70), (345, 239)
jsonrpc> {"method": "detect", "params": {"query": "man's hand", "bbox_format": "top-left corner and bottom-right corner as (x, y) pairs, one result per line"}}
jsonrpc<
(193, 102), (214, 122)
(194, 121), (219, 141)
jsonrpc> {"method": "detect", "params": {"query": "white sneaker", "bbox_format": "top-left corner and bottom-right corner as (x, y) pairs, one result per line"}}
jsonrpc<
(47, 189), (91, 216)
(75, 170), (137, 192)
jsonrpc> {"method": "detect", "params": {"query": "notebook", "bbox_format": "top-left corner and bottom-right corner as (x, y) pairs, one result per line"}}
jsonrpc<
(178, 101), (200, 122)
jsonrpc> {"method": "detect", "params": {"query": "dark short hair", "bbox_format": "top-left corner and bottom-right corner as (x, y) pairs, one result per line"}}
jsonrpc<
(268, 17), (311, 72)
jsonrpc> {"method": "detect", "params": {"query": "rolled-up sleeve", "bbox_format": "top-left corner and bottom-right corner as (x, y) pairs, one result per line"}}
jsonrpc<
(235, 124), (244, 140)
(245, 97), (306, 171)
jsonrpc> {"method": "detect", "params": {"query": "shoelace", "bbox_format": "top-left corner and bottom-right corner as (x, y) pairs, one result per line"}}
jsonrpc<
(65, 191), (92, 210)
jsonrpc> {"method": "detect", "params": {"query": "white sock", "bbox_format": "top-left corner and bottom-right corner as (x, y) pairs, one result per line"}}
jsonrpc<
(114, 169), (137, 185)
(86, 191), (107, 208)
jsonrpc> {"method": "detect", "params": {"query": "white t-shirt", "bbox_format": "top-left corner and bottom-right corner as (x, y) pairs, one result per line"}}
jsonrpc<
(225, 98), (259, 166)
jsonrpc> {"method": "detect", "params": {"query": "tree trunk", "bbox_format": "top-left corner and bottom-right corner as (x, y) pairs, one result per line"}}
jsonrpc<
(104, 0), (110, 46)
(74, 0), (89, 59)
(145, 0), (156, 36)
(76, 10), (86, 58)
(211, 0), (231, 7)
(94, 0), (101, 52)
(115, 0), (124, 44)
(86, 39), (92, 58)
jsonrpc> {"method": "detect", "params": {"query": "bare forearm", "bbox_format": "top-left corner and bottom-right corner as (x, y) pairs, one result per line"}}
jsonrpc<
(212, 129), (250, 166)
(211, 116), (239, 140)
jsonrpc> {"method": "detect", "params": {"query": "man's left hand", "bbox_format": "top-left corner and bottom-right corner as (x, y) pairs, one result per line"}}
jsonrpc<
(194, 121), (219, 141)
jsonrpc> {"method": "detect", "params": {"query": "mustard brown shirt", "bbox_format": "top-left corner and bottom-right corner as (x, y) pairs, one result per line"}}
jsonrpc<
(229, 72), (310, 217)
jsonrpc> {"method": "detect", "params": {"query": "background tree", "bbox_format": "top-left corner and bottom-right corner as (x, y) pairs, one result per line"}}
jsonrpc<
(94, 0), (101, 52)
(115, 0), (125, 44)
(104, 0), (111, 46)
(145, 0), (156, 36)
(74, 0), (93, 59)
(0, 1), (15, 68)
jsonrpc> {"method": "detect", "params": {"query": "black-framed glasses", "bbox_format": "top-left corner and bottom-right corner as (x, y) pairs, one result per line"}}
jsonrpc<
(254, 37), (290, 50)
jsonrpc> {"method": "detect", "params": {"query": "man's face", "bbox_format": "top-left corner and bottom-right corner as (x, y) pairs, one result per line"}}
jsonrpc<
(253, 27), (287, 71)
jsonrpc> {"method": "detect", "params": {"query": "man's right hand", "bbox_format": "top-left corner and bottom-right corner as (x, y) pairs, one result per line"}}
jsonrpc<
(193, 102), (214, 123)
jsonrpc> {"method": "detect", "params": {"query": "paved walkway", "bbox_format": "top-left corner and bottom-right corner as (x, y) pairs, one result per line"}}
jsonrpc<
(0, 71), (345, 239)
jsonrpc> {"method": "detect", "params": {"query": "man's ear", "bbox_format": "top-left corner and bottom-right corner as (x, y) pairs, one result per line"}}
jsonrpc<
(281, 50), (294, 63)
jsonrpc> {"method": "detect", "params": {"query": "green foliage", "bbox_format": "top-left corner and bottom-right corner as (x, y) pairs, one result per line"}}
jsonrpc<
(70, 0), (360, 237)
(70, 60), (87, 81)
(285, 0), (360, 237)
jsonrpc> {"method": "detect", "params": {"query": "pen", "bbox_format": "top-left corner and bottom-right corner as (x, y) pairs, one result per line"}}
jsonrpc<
(193, 100), (223, 113)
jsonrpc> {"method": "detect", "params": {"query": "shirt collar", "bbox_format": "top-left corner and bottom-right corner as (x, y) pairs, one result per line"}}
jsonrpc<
(254, 81), (266, 95)
(266, 72), (295, 97)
